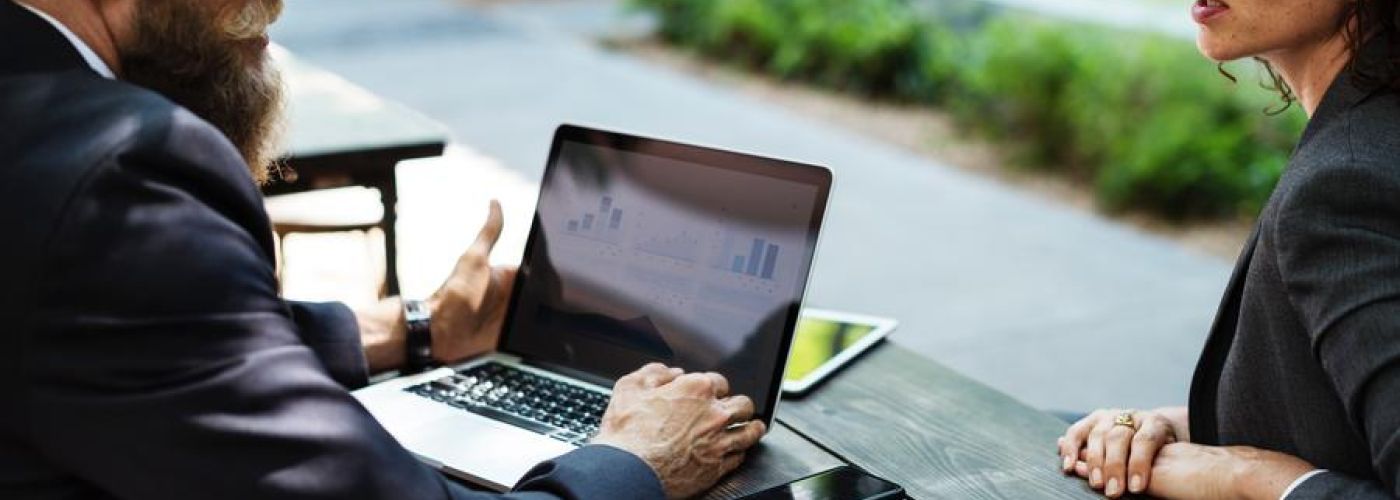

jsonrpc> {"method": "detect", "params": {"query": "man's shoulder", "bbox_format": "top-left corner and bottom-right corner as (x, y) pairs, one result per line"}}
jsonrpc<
(0, 69), (250, 181)
(0, 70), (262, 228)
(0, 71), (270, 291)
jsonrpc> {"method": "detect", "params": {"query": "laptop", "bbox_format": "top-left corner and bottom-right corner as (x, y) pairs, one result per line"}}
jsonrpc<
(352, 124), (833, 490)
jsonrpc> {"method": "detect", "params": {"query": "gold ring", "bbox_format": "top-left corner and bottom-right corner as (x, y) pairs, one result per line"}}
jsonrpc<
(1113, 410), (1137, 430)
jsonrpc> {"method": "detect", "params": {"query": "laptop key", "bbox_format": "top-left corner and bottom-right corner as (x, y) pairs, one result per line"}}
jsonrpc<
(550, 430), (583, 443)
(464, 405), (557, 436)
(405, 363), (615, 442)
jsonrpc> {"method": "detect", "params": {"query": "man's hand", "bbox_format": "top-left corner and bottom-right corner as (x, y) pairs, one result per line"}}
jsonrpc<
(428, 200), (517, 363)
(591, 364), (767, 499)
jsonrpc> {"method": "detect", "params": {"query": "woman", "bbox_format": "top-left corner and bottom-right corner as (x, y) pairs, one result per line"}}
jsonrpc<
(1057, 0), (1400, 498)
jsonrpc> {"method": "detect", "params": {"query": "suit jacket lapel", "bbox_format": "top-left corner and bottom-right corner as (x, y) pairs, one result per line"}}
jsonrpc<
(0, 1), (89, 78)
(1188, 226), (1260, 445)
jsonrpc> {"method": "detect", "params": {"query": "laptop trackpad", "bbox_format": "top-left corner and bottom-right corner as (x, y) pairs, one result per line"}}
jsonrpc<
(404, 416), (576, 491)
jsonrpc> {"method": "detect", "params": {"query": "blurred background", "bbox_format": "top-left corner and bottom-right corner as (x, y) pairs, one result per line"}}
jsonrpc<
(267, 0), (1305, 414)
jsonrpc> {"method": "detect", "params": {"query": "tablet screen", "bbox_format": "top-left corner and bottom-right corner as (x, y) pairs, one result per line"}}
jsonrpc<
(784, 313), (884, 383)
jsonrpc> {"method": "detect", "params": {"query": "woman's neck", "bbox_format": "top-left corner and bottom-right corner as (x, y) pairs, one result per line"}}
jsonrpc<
(1263, 33), (1352, 118)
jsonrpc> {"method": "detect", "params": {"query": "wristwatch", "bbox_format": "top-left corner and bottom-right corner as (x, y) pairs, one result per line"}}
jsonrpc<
(402, 299), (434, 374)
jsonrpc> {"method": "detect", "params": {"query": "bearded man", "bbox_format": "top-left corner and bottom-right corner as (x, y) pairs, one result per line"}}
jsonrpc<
(0, 1), (764, 499)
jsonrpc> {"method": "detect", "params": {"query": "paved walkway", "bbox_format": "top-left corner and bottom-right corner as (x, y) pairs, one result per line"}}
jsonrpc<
(955, 0), (1197, 39)
(270, 0), (1233, 412)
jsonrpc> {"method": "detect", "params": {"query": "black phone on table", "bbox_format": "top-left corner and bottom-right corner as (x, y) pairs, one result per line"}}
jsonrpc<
(741, 465), (904, 500)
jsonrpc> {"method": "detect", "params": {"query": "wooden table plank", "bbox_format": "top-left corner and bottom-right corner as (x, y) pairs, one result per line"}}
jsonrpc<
(778, 343), (1100, 499)
(445, 423), (843, 498)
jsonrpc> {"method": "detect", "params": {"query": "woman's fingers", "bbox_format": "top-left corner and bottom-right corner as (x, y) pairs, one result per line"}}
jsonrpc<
(1101, 422), (1136, 497)
(1084, 416), (1114, 488)
(1074, 458), (1090, 478)
(1060, 412), (1099, 472)
(1127, 417), (1173, 493)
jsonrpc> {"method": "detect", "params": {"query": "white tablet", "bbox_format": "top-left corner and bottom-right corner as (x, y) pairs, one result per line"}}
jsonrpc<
(781, 309), (898, 396)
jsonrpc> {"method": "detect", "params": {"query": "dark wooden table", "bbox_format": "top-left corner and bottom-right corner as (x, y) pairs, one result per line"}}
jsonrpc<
(705, 342), (1102, 499)
(266, 47), (449, 295)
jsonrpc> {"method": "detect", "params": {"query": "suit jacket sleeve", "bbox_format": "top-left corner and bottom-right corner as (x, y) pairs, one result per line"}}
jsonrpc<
(23, 110), (664, 500)
(1288, 471), (1394, 499)
(1274, 160), (1400, 498)
(285, 300), (371, 390)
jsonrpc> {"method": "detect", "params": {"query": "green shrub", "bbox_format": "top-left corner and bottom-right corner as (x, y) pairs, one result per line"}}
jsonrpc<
(949, 17), (1089, 167)
(631, 0), (1309, 219)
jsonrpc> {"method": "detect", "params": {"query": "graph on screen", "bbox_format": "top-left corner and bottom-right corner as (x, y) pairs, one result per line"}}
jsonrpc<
(715, 233), (782, 281)
(564, 195), (626, 244)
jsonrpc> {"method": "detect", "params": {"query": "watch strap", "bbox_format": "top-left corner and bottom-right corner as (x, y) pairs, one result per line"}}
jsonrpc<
(402, 299), (433, 374)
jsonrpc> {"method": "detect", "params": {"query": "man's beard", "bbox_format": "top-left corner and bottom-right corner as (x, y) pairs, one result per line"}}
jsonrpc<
(120, 0), (285, 185)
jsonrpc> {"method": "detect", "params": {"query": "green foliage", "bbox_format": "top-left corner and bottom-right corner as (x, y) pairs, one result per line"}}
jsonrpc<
(630, 0), (1309, 219)
(632, 0), (926, 93)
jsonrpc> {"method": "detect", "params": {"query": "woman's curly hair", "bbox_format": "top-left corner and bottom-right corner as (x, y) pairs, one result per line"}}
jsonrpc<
(1234, 0), (1400, 113)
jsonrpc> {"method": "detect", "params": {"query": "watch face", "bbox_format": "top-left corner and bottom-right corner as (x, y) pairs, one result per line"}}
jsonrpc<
(405, 299), (431, 322)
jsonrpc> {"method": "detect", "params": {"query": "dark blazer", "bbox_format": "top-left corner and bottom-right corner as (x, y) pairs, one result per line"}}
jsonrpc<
(0, 3), (664, 499)
(1188, 66), (1400, 496)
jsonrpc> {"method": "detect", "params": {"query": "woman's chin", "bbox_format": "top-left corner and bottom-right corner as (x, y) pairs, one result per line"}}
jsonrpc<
(1196, 36), (1247, 62)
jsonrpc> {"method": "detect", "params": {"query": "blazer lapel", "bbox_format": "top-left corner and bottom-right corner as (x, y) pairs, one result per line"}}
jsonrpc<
(1187, 226), (1260, 445)
(0, 1), (90, 78)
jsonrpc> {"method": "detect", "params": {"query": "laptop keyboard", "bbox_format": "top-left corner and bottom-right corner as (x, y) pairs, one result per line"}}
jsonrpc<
(404, 361), (608, 445)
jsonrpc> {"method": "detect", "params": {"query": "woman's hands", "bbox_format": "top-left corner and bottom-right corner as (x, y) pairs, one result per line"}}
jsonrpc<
(1144, 443), (1314, 500)
(1058, 407), (1188, 497)
(1057, 407), (1315, 500)
(427, 200), (518, 363)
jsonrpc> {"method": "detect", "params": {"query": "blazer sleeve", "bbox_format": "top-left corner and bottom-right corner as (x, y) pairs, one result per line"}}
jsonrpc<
(1274, 160), (1400, 498)
(23, 124), (663, 499)
(286, 300), (371, 390)
(1287, 470), (1395, 499)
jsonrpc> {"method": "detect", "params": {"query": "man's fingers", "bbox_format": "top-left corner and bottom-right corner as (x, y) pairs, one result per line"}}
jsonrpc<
(466, 200), (505, 259)
(706, 372), (730, 398)
(721, 420), (765, 453)
(719, 395), (756, 424)
(494, 266), (519, 295)
(1126, 419), (1171, 494)
(619, 363), (674, 389)
(1101, 424), (1134, 497)
(641, 364), (682, 388)
(720, 452), (747, 476)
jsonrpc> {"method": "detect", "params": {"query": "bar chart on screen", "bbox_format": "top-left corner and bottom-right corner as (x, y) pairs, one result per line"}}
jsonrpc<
(563, 195), (625, 245)
(716, 233), (783, 281)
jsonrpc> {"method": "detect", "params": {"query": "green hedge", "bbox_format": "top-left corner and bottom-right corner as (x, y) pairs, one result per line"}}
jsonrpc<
(632, 0), (1307, 219)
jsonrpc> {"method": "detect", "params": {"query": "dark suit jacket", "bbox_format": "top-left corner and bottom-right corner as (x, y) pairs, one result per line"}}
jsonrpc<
(0, 2), (664, 499)
(1189, 66), (1400, 496)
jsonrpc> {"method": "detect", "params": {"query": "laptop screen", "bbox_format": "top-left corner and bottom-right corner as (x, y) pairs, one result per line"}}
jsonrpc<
(500, 125), (831, 420)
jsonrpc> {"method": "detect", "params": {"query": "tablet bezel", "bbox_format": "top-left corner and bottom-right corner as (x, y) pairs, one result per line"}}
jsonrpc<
(780, 308), (898, 396)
